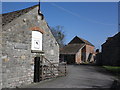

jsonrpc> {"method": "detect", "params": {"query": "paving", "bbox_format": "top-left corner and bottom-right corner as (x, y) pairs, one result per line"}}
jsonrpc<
(21, 65), (118, 88)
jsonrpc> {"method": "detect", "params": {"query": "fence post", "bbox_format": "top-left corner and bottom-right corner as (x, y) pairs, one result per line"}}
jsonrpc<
(58, 64), (59, 76)
(65, 63), (67, 76)
(40, 55), (43, 81)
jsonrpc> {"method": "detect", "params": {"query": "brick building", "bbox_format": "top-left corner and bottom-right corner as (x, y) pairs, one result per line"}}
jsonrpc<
(60, 36), (95, 64)
(0, 5), (59, 88)
(101, 32), (120, 66)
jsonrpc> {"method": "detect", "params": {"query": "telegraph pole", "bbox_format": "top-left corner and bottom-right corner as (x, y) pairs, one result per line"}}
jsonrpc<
(118, 1), (120, 32)
(38, 0), (40, 13)
(38, 0), (44, 20)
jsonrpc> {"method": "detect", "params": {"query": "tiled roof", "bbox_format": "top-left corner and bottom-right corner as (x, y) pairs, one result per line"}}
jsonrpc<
(60, 44), (85, 54)
(79, 37), (94, 46)
(69, 36), (94, 46)
(2, 4), (39, 26)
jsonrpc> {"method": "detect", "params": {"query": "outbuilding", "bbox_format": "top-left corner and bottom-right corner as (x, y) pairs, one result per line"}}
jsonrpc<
(101, 32), (120, 66)
(60, 36), (95, 64)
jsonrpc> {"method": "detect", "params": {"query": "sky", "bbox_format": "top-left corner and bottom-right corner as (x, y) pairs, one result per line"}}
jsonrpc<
(2, 2), (119, 50)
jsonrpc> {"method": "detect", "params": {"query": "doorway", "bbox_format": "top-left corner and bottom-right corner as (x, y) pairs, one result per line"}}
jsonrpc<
(64, 55), (75, 64)
(34, 57), (40, 82)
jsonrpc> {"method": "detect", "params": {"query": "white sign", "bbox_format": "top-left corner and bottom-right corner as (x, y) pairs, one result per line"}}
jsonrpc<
(31, 31), (42, 51)
(50, 50), (54, 55)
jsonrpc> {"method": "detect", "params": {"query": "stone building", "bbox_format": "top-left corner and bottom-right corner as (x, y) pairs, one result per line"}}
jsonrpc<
(0, 4), (59, 88)
(101, 32), (120, 66)
(60, 36), (95, 64)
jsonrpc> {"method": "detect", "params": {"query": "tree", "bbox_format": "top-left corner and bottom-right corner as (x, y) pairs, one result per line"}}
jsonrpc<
(50, 25), (65, 48)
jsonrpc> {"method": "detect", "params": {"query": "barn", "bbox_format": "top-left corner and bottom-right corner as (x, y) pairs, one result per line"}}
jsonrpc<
(101, 32), (120, 66)
(0, 4), (59, 88)
(60, 36), (95, 64)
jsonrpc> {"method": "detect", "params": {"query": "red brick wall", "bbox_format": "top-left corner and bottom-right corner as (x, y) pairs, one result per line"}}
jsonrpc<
(86, 45), (94, 53)
(76, 50), (82, 64)
(82, 45), (94, 62)
(75, 45), (95, 64)
(75, 45), (94, 64)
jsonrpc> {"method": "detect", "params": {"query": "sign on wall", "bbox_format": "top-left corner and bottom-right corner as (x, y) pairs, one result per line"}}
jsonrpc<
(31, 31), (42, 51)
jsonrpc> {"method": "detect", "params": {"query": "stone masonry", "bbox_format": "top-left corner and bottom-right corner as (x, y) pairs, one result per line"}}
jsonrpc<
(1, 5), (59, 88)
(0, 14), (2, 89)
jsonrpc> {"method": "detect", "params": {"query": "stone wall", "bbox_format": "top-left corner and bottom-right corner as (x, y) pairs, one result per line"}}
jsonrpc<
(1, 6), (59, 88)
(0, 14), (2, 89)
(42, 20), (59, 63)
(2, 10), (33, 88)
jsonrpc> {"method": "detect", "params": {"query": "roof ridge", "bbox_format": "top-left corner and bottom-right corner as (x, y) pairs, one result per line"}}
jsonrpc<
(77, 36), (88, 43)
(60, 43), (86, 54)
(2, 4), (39, 26)
(2, 4), (39, 15)
(74, 36), (94, 46)
(68, 43), (85, 45)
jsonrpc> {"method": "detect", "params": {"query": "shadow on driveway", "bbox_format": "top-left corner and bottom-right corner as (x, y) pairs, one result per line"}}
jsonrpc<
(18, 65), (119, 89)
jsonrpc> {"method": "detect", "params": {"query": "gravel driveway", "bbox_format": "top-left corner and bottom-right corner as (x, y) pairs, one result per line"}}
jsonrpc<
(21, 65), (118, 88)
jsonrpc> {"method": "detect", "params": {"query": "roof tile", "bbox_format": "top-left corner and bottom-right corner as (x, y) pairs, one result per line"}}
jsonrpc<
(2, 4), (38, 26)
(60, 44), (85, 54)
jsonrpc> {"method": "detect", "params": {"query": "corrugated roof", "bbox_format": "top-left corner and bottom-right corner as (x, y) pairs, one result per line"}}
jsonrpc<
(60, 44), (85, 54)
(2, 4), (39, 26)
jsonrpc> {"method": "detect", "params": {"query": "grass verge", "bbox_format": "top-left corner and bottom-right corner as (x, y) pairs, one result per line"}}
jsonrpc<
(103, 66), (120, 79)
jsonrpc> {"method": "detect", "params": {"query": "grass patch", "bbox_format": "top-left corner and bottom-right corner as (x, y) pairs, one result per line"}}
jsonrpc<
(103, 66), (120, 79)
(103, 66), (120, 72)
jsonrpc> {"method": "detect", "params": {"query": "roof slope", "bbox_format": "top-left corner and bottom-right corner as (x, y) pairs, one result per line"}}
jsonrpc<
(2, 4), (38, 26)
(102, 32), (120, 46)
(60, 44), (85, 54)
(69, 36), (94, 46)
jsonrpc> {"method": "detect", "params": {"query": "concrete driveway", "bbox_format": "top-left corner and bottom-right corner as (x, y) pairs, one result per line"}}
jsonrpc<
(21, 65), (118, 88)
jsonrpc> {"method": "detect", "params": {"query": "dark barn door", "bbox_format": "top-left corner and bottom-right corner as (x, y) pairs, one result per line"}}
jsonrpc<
(34, 57), (40, 82)
(64, 55), (75, 64)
